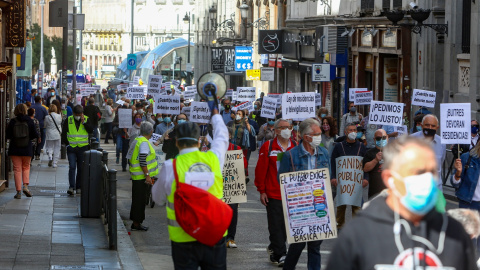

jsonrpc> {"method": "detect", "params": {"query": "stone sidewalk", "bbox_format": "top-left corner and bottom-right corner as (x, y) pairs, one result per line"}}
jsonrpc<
(0, 151), (127, 270)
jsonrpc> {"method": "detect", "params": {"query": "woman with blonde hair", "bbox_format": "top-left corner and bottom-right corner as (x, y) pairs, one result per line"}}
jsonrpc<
(6, 103), (39, 199)
(44, 104), (62, 167)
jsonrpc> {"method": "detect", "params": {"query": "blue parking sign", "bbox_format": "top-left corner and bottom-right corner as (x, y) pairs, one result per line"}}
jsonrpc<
(234, 46), (253, 71)
(127, 54), (137, 70)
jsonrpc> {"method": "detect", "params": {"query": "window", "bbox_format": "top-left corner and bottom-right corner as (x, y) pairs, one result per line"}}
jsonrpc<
(393, 0), (402, 8)
(382, 0), (389, 9)
(382, 0), (402, 9)
(361, 0), (374, 10)
(462, 0), (471, 53)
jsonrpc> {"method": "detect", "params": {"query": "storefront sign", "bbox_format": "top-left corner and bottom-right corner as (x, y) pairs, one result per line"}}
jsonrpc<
(258, 30), (283, 54)
(312, 64), (331, 82)
(234, 46), (253, 71)
(223, 46), (242, 76)
(246, 69), (260, 81)
(6, 0), (27, 47)
(211, 48), (224, 73)
(261, 67), (275, 81)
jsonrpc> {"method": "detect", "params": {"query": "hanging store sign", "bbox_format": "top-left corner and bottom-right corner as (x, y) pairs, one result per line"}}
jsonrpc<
(211, 47), (224, 73)
(258, 30), (283, 54)
(6, 0), (27, 47)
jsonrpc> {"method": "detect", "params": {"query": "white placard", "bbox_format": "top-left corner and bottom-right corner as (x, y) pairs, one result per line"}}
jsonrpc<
(236, 87), (256, 102)
(116, 100), (125, 105)
(117, 84), (129, 91)
(232, 101), (254, 113)
(92, 85), (101, 91)
(149, 133), (162, 144)
(225, 89), (233, 99)
(395, 125), (408, 136)
(172, 80), (180, 87)
(281, 92), (316, 120)
(185, 85), (197, 92)
(368, 101), (404, 127)
(162, 82), (171, 93)
(126, 87), (146, 100)
(133, 76), (140, 86)
(118, 108), (132, 129)
(261, 97), (277, 119)
(147, 75), (163, 95)
(412, 89), (436, 108)
(336, 156), (364, 207)
(260, 67), (275, 81)
(315, 93), (322, 107)
(354, 91), (373, 106)
(267, 93), (283, 108)
(223, 150), (247, 204)
(440, 103), (471, 144)
(154, 95), (181, 115)
(349, 88), (368, 101)
(190, 102), (211, 123)
(181, 106), (191, 118)
(183, 90), (196, 101)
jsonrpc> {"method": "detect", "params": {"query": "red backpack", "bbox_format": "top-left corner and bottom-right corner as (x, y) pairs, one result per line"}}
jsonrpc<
(172, 159), (233, 246)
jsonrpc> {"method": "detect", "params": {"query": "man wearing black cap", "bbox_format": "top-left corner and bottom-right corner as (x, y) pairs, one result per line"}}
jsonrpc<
(152, 99), (229, 269)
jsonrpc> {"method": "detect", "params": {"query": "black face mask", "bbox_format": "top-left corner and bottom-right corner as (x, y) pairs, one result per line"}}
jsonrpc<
(225, 105), (231, 110)
(423, 128), (436, 137)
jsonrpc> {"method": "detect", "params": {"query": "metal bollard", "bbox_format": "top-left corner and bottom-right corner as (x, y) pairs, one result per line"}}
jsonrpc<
(102, 150), (108, 166)
(108, 169), (117, 250)
(61, 145), (66, 159)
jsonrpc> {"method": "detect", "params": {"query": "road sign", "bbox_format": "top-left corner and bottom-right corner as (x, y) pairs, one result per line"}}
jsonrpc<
(127, 54), (137, 70)
(234, 46), (253, 72)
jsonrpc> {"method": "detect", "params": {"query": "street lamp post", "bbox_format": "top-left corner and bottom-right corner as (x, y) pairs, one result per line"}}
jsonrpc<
(183, 12), (191, 86)
(39, 0), (45, 95)
(239, 1), (249, 40)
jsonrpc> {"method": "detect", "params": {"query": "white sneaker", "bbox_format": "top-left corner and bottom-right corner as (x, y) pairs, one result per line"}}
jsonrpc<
(226, 240), (237, 248)
(278, 256), (286, 267)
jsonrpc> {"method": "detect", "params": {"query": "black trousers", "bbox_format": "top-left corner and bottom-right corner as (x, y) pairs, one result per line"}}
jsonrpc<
(267, 198), (287, 260)
(227, 203), (238, 241)
(171, 237), (226, 270)
(130, 179), (146, 223)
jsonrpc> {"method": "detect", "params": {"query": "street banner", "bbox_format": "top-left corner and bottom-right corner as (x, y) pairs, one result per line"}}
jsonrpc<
(354, 91), (373, 106)
(181, 106), (191, 118)
(236, 87), (256, 102)
(281, 92), (316, 120)
(246, 69), (260, 81)
(440, 103), (471, 144)
(118, 109), (132, 129)
(395, 125), (409, 136)
(222, 150), (247, 204)
(190, 101), (211, 123)
(349, 88), (367, 101)
(149, 133), (162, 144)
(315, 93), (322, 107)
(232, 101), (254, 113)
(147, 75), (163, 95)
(260, 67), (275, 81)
(154, 95), (181, 115)
(126, 87), (146, 100)
(183, 89), (196, 101)
(368, 101), (404, 127)
(412, 89), (436, 108)
(279, 168), (337, 244)
(335, 156), (364, 207)
(261, 97), (277, 119)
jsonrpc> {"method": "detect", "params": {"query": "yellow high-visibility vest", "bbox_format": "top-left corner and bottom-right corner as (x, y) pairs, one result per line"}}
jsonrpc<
(129, 136), (159, 180)
(67, 115), (89, 148)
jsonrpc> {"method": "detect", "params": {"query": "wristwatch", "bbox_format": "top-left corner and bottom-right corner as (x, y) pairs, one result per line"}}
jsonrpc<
(145, 173), (150, 176)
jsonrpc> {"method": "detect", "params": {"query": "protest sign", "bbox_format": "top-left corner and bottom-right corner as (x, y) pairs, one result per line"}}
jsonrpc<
(395, 125), (408, 136)
(181, 106), (191, 118)
(335, 156), (364, 207)
(162, 82), (171, 92)
(315, 93), (322, 107)
(223, 150), (247, 204)
(117, 84), (129, 92)
(267, 93), (282, 107)
(232, 91), (237, 102)
(118, 109), (132, 129)
(225, 89), (233, 99)
(147, 75), (163, 95)
(79, 89), (96, 96)
(183, 90), (196, 101)
(412, 89), (436, 108)
(185, 85), (197, 92)
(349, 88), (367, 101)
(236, 87), (256, 102)
(126, 87), (146, 100)
(75, 95), (82, 105)
(115, 100), (125, 105)
(190, 101), (211, 123)
(232, 101), (254, 113)
(92, 85), (101, 91)
(354, 91), (373, 106)
(279, 168), (337, 244)
(154, 95), (181, 115)
(281, 92), (316, 120)
(261, 97), (277, 119)
(149, 133), (162, 144)
(440, 103), (471, 145)
(368, 101), (404, 127)
(133, 76), (140, 86)
(152, 144), (166, 168)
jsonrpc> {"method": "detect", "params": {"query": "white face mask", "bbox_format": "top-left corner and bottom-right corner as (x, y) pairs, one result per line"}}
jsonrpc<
(280, 129), (292, 139)
(74, 116), (81, 121)
(347, 132), (357, 141)
(309, 135), (322, 148)
(235, 115), (242, 121)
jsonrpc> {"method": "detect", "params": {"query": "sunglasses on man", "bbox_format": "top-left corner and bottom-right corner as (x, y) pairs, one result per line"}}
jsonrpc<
(375, 136), (387, 141)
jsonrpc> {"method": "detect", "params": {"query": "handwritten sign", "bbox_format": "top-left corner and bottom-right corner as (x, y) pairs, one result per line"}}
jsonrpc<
(118, 108), (132, 129)
(232, 101), (254, 113)
(222, 150), (247, 204)
(354, 91), (373, 106)
(395, 125), (408, 136)
(236, 87), (256, 102)
(267, 93), (282, 108)
(440, 103), (471, 144)
(261, 97), (277, 119)
(279, 168), (337, 244)
(281, 92), (316, 120)
(336, 156), (364, 207)
(412, 89), (436, 108)
(154, 95), (180, 115)
(349, 88), (367, 101)
(126, 87), (146, 100)
(162, 82), (171, 92)
(117, 84), (129, 92)
(149, 133), (162, 144)
(147, 75), (163, 95)
(368, 101), (404, 127)
(190, 101), (211, 123)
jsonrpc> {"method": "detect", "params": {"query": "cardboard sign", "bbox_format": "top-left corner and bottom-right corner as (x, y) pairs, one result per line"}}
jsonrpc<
(267, 93), (282, 108)
(279, 168), (337, 244)
(147, 75), (163, 95)
(354, 91), (373, 106)
(368, 101), (404, 127)
(395, 125), (408, 136)
(232, 101), (254, 113)
(126, 87), (146, 100)
(412, 89), (436, 108)
(149, 133), (162, 144)
(261, 97), (277, 119)
(349, 88), (367, 101)
(335, 156), (364, 207)
(190, 101), (211, 123)
(222, 150), (247, 204)
(154, 95), (181, 115)
(281, 92), (316, 120)
(183, 90), (196, 101)
(315, 93), (322, 107)
(118, 108), (132, 129)
(236, 87), (256, 102)
(440, 103), (471, 144)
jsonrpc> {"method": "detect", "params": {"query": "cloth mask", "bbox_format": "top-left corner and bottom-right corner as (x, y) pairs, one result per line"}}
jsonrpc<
(135, 118), (142, 124)
(322, 124), (330, 131)
(350, 107), (357, 113)
(235, 115), (242, 121)
(422, 128), (436, 137)
(375, 139), (387, 148)
(309, 135), (322, 148)
(225, 105), (231, 110)
(389, 172), (438, 215)
(268, 120), (275, 126)
(164, 117), (171, 124)
(357, 132), (363, 139)
(74, 116), (81, 121)
(280, 129), (292, 139)
(157, 117), (163, 122)
(51, 92), (55, 96)
(348, 132), (357, 141)
(416, 126), (422, 132)
(472, 126), (479, 134)
(321, 114), (327, 118)
(177, 119), (186, 124)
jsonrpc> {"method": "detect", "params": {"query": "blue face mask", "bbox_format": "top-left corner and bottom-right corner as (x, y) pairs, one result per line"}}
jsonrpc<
(416, 126), (422, 132)
(320, 114), (327, 118)
(390, 172), (438, 215)
(157, 117), (163, 122)
(178, 119), (186, 124)
(472, 125), (479, 134)
(268, 120), (275, 126)
(293, 125), (299, 131)
(356, 132), (363, 139)
(375, 139), (387, 148)
(51, 92), (55, 96)
(164, 117), (171, 124)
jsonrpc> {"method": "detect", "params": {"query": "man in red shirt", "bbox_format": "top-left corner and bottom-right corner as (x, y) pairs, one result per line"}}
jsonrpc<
(255, 119), (296, 266)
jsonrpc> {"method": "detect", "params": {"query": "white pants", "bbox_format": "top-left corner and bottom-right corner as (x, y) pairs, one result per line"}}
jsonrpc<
(45, 139), (61, 166)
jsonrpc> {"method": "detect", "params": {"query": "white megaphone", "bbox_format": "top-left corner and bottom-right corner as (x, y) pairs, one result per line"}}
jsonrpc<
(196, 72), (227, 101)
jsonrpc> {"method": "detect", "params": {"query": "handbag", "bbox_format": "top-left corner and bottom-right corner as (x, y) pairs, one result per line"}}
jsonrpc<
(172, 159), (232, 246)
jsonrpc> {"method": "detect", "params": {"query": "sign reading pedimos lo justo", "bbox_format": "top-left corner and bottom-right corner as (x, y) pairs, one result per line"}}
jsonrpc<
(368, 101), (404, 127)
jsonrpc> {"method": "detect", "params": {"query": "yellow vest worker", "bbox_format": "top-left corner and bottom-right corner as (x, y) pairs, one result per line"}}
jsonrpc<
(152, 111), (230, 269)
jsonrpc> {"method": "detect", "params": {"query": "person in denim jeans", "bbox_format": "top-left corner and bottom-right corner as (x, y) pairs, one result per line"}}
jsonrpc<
(278, 118), (331, 270)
